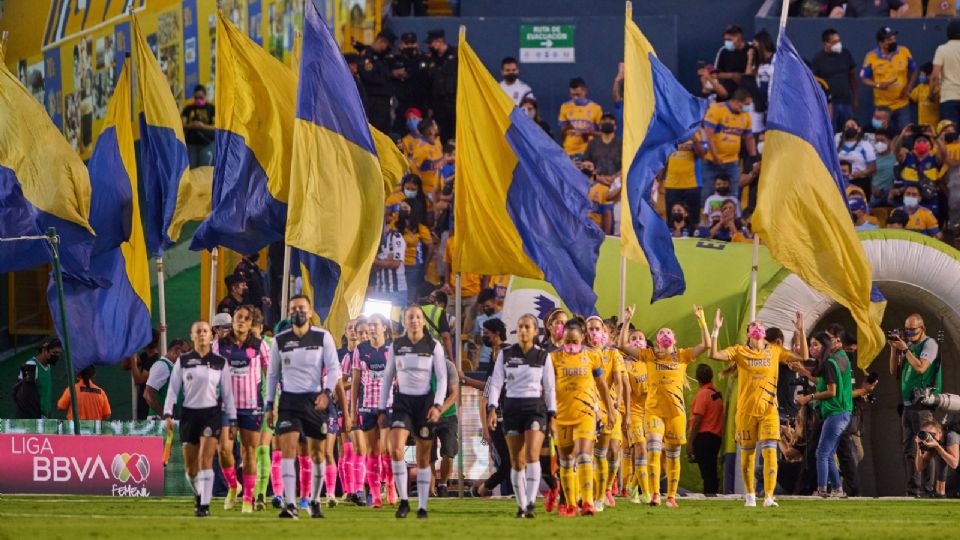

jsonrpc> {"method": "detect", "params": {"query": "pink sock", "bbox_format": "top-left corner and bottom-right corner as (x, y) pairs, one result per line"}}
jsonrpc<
(338, 455), (349, 494)
(366, 455), (381, 498)
(353, 454), (366, 493)
(299, 456), (312, 500)
(380, 454), (394, 488)
(325, 464), (338, 498)
(243, 474), (256, 503)
(222, 465), (238, 490)
(270, 451), (283, 496)
(342, 442), (355, 493)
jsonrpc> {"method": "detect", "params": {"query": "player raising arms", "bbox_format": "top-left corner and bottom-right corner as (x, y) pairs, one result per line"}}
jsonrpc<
(485, 314), (558, 518)
(709, 309), (807, 508)
(163, 321), (236, 517)
(618, 305), (711, 508)
(378, 306), (448, 519)
(264, 295), (341, 519)
(618, 325), (651, 504)
(552, 318), (616, 517)
(354, 314), (395, 508)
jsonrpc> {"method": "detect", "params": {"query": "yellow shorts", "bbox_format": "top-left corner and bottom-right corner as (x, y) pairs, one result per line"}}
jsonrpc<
(556, 416), (598, 448)
(625, 415), (646, 447)
(600, 408), (623, 441)
(644, 413), (686, 446)
(735, 411), (781, 446)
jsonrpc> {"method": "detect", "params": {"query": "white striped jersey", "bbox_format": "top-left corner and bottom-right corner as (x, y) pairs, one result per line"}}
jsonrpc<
(486, 344), (557, 412)
(212, 337), (269, 411)
(372, 230), (406, 293)
(163, 350), (236, 419)
(266, 326), (340, 403)
(354, 341), (394, 411)
(380, 334), (446, 410)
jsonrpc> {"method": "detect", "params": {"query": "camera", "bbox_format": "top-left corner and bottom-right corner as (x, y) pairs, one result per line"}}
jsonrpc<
(866, 371), (879, 384)
(887, 329), (901, 341)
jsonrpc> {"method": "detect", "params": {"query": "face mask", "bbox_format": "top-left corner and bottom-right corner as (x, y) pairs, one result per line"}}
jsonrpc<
(406, 118), (420, 133)
(871, 118), (884, 130)
(403, 189), (418, 199)
(903, 196), (920, 208)
(631, 339), (647, 349)
(562, 343), (582, 354)
(291, 311), (309, 327)
(874, 142), (889, 153)
(914, 141), (931, 155)
(724, 39), (736, 51)
(918, 75), (929, 84)
(587, 329), (604, 344)
(503, 73), (518, 83)
(946, 132), (960, 144)
(716, 186), (731, 196)
(748, 325), (767, 340)
(657, 334), (676, 349)
(482, 306), (496, 317)
(904, 329), (921, 339)
(522, 107), (536, 119)
(741, 103), (754, 113)
(884, 43), (897, 53)
(553, 323), (565, 340)
(843, 127), (859, 140)
(47, 353), (61, 366)
(482, 336), (493, 347)
(402, 48), (416, 57)
(572, 97), (588, 106)
(671, 212), (685, 223)
(195, 97), (206, 106)
(830, 42), (843, 54)
(757, 141), (764, 154)
(599, 123), (615, 134)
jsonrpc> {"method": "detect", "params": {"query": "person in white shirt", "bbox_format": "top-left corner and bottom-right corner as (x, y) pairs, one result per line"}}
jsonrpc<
(499, 57), (535, 107)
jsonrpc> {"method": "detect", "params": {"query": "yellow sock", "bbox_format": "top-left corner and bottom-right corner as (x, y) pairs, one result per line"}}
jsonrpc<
(576, 453), (594, 505)
(622, 453), (634, 490)
(635, 456), (650, 497)
(664, 446), (681, 498)
(647, 441), (662, 496)
(761, 441), (778, 498)
(593, 448), (608, 502)
(607, 452), (621, 493)
(741, 446), (757, 496)
(559, 456), (577, 507)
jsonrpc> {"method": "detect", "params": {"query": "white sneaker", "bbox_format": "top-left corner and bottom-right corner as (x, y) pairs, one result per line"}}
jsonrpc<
(631, 493), (641, 504)
(744, 493), (757, 507)
(594, 500), (605, 512)
(763, 497), (778, 507)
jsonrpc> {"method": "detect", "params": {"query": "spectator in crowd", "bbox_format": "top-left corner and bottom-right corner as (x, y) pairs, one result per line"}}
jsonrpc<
(396, 177), (434, 304)
(861, 26), (917, 134)
(401, 107), (424, 156)
(889, 314), (942, 496)
(703, 174), (741, 219)
(892, 124), (945, 214)
(688, 363), (723, 495)
(696, 200), (747, 242)
(849, 197), (879, 231)
(421, 289), (454, 361)
(472, 288), (502, 370)
(393, 32), (430, 134)
(182, 84), (215, 168)
(865, 106), (892, 143)
(143, 339), (189, 416)
(664, 130), (706, 217)
(872, 128), (897, 206)
(910, 63), (940, 129)
(932, 20), (960, 126)
(17, 337), (61, 419)
(409, 118), (444, 198)
(703, 88), (756, 200)
(897, 184), (942, 238)
(713, 24), (752, 98)
(343, 53), (369, 108)
(812, 29), (859, 134)
(57, 366), (111, 421)
(211, 312), (232, 339)
(738, 159), (762, 214)
(698, 62), (729, 104)
(499, 56), (534, 106)
(559, 77), (603, 157)
(583, 158), (616, 234)
(232, 253), (270, 322)
(829, 0), (909, 17)
(583, 113), (622, 183)
(747, 30), (775, 132)
(915, 418), (960, 497)
(218, 274), (248, 316)
(359, 29), (396, 133)
(837, 120), (877, 194)
(123, 330), (160, 420)
(885, 207), (910, 229)
(371, 219), (407, 310)
(426, 29), (458, 143)
(519, 97), (552, 137)
(667, 202), (697, 238)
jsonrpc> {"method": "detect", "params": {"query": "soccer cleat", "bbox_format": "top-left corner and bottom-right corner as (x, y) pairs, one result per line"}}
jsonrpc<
(387, 484), (398, 505)
(195, 504), (210, 517)
(395, 499), (411, 518)
(581, 502), (596, 516)
(271, 495), (283, 509)
(606, 490), (617, 508)
(194, 495), (201, 513)
(417, 508), (428, 519)
(309, 501), (324, 519)
(327, 496), (338, 508)
(515, 508), (525, 519)
(299, 497), (310, 510)
(544, 487), (559, 513)
(744, 493), (757, 507)
(665, 497), (679, 509)
(224, 488), (238, 510)
(436, 484), (448, 498)
(371, 492), (383, 509)
(649, 493), (661, 507)
(255, 494), (266, 512)
(594, 500), (605, 513)
(763, 497), (779, 508)
(241, 502), (253, 513)
(642, 492), (653, 505)
(557, 503), (576, 517)
(279, 503), (299, 519)
(621, 486), (632, 498)
(524, 503), (536, 519)
(355, 492), (367, 507)
(631, 492), (641, 504)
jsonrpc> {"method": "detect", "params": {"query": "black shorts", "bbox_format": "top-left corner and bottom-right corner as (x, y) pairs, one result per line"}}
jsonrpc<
(223, 408), (262, 431)
(431, 414), (459, 460)
(180, 406), (222, 444)
(503, 398), (548, 436)
(276, 392), (330, 440)
(389, 392), (437, 440)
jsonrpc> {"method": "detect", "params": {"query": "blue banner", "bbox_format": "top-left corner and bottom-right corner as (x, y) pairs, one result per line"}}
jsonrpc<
(182, 0), (200, 95)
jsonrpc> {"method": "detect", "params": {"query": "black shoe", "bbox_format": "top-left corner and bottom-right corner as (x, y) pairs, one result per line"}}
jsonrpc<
(279, 503), (299, 519)
(417, 508), (428, 519)
(436, 484), (448, 498)
(195, 505), (210, 517)
(470, 484), (482, 498)
(309, 501), (324, 518)
(347, 493), (357, 504)
(194, 495), (201, 512)
(524, 503), (535, 519)
(515, 508), (525, 518)
(355, 495), (367, 507)
(395, 500), (410, 518)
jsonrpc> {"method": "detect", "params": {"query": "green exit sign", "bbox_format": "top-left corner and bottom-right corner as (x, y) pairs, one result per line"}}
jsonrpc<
(519, 24), (575, 63)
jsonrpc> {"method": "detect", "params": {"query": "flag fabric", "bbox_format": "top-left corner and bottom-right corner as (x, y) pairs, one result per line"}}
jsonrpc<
(167, 166), (213, 244)
(286, 0), (384, 339)
(191, 12), (296, 255)
(291, 248), (340, 322)
(133, 16), (192, 255)
(620, 9), (706, 302)
(50, 63), (152, 371)
(453, 31), (604, 316)
(0, 62), (95, 277)
(371, 126), (408, 194)
(755, 32), (884, 368)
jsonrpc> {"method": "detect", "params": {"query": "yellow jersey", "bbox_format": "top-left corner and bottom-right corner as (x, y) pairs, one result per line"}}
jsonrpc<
(401, 134), (417, 158)
(704, 102), (752, 164)
(552, 348), (604, 424)
(587, 182), (613, 227)
(722, 343), (792, 418)
(861, 45), (916, 110)
(595, 347), (625, 411)
(664, 133), (702, 190)
(409, 134), (443, 195)
(625, 357), (649, 418)
(488, 274), (510, 304)
(903, 205), (940, 236)
(401, 224), (432, 266)
(641, 347), (697, 419)
(558, 98), (603, 156)
(910, 83), (940, 127)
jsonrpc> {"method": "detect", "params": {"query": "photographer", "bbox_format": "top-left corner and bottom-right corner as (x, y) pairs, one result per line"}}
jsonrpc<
(888, 314), (942, 496)
(914, 419), (959, 498)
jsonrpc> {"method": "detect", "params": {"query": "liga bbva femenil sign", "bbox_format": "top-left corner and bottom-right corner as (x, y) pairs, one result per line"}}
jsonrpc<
(0, 434), (163, 497)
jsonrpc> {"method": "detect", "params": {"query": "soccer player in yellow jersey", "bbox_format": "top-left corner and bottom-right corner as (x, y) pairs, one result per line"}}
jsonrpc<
(709, 309), (807, 508)
(585, 316), (628, 512)
(617, 326), (651, 504)
(617, 305), (711, 508)
(552, 318), (616, 517)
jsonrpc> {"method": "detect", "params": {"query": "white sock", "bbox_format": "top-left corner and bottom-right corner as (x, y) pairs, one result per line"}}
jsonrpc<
(416, 468), (432, 511)
(311, 460), (325, 502)
(198, 469), (214, 506)
(281, 458), (296, 507)
(185, 473), (198, 496)
(525, 462), (541, 506)
(392, 460), (409, 501)
(511, 469), (528, 510)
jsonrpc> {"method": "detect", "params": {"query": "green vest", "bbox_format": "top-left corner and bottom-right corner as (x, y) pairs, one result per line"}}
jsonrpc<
(421, 304), (444, 341)
(816, 353), (853, 418)
(900, 337), (941, 402)
(25, 358), (52, 417)
(155, 357), (176, 411)
(431, 363), (456, 417)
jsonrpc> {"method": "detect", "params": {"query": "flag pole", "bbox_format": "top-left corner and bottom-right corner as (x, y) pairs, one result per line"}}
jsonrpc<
(455, 271), (464, 499)
(619, 256), (627, 320)
(280, 245), (291, 310)
(157, 257), (168, 356)
(47, 228), (82, 435)
(749, 234), (759, 322)
(209, 247), (218, 319)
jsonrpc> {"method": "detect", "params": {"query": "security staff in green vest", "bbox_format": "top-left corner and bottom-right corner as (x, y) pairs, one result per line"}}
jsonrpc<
(144, 339), (190, 416)
(421, 289), (454, 362)
(889, 313), (941, 496)
(429, 356), (460, 497)
(19, 337), (62, 418)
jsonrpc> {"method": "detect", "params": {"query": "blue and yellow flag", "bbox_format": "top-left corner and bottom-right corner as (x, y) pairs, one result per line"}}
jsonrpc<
(755, 32), (884, 368)
(0, 61), (95, 277)
(191, 12), (296, 255)
(286, 0), (384, 339)
(453, 31), (604, 316)
(621, 8), (706, 302)
(50, 63), (152, 371)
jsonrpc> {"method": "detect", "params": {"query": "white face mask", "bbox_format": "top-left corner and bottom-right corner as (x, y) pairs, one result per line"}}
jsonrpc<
(830, 42), (843, 54)
(874, 142), (888, 154)
(757, 141), (764, 154)
(903, 196), (920, 208)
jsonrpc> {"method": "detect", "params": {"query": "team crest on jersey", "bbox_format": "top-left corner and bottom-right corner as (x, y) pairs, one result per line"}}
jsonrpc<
(284, 357), (291, 365)
(419, 427), (430, 438)
(202, 426), (213, 437)
(185, 373), (193, 382)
